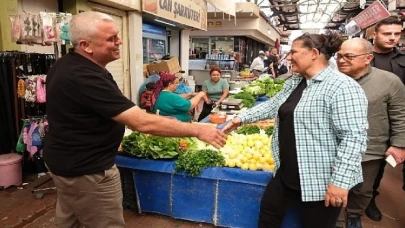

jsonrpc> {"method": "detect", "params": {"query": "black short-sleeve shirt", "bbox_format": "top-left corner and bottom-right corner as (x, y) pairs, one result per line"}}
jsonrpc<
(43, 50), (135, 177)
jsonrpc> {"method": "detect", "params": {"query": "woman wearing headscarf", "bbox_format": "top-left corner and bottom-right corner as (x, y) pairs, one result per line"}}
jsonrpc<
(152, 72), (209, 122)
(222, 32), (369, 227)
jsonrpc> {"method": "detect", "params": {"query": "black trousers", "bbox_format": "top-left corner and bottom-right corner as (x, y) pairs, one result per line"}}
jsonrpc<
(258, 173), (341, 228)
(197, 102), (214, 122)
(371, 160), (387, 199)
(372, 161), (405, 199)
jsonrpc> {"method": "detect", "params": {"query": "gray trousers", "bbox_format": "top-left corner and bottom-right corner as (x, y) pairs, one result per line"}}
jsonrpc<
(50, 165), (125, 228)
(346, 159), (383, 217)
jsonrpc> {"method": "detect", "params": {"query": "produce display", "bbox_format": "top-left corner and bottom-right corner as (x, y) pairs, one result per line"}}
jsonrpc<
(175, 149), (225, 176)
(122, 124), (276, 173)
(121, 131), (197, 159)
(229, 91), (255, 108)
(239, 68), (255, 78)
(220, 132), (275, 171)
(121, 76), (284, 176)
(241, 77), (285, 98)
(236, 124), (274, 136)
(246, 119), (275, 129)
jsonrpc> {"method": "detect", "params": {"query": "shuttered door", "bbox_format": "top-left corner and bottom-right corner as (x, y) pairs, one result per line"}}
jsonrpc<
(104, 13), (124, 93)
(89, 3), (128, 95)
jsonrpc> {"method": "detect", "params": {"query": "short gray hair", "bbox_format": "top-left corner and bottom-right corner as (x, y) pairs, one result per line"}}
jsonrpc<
(69, 11), (114, 47)
(351, 38), (373, 53)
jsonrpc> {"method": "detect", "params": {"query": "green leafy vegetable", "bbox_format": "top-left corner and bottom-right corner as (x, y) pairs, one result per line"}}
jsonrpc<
(235, 125), (261, 135)
(175, 149), (225, 176)
(122, 132), (198, 159)
(230, 91), (255, 108)
(264, 126), (274, 136)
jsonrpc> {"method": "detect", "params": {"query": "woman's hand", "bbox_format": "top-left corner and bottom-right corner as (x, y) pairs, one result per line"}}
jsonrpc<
(205, 98), (212, 104)
(324, 183), (348, 208)
(222, 117), (241, 134)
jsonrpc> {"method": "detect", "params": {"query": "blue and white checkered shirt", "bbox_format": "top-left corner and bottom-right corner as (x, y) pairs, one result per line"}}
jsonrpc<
(238, 67), (368, 202)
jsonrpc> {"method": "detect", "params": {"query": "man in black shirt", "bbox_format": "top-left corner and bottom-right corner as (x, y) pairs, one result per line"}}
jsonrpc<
(366, 16), (405, 222)
(44, 12), (227, 228)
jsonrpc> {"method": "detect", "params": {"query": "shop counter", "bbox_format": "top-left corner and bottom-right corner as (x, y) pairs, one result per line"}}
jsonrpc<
(116, 154), (302, 228)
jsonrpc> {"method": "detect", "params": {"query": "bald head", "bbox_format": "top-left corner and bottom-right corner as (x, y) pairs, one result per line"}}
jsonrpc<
(69, 11), (114, 48)
(337, 38), (374, 79)
(342, 38), (373, 54)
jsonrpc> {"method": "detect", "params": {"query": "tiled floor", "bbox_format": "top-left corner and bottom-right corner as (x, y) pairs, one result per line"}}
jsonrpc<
(0, 165), (404, 228)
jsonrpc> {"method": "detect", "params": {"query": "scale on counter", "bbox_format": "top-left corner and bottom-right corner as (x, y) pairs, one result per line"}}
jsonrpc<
(219, 98), (244, 111)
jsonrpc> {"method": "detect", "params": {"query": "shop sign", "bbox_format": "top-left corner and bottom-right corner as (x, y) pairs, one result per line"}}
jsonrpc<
(143, 0), (208, 30)
(207, 21), (222, 28)
(353, 1), (390, 29)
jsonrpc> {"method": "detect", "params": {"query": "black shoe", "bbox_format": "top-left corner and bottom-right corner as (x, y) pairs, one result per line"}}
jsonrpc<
(347, 216), (362, 228)
(365, 199), (382, 221)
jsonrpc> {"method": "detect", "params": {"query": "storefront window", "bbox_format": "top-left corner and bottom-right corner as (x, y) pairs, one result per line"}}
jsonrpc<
(210, 37), (234, 55)
(190, 38), (209, 59)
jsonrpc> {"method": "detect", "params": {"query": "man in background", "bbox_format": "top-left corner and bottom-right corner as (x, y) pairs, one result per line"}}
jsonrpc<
(366, 16), (405, 222)
(250, 50), (265, 77)
(268, 47), (280, 77)
(337, 38), (405, 228)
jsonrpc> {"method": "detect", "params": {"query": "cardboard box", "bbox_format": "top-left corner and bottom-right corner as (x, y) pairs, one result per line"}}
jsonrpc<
(143, 64), (149, 78)
(147, 56), (181, 75)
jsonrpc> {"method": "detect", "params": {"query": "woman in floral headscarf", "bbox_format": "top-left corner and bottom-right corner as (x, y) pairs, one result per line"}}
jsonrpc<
(152, 72), (210, 122)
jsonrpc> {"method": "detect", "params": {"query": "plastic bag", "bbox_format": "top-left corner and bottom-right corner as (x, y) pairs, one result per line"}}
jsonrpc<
(174, 83), (193, 94)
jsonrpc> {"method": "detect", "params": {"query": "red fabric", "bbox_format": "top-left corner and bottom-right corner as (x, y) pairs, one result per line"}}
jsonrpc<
(151, 72), (177, 107)
(140, 91), (153, 110)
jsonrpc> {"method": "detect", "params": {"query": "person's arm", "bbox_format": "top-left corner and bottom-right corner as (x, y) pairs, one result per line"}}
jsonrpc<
(269, 62), (276, 78)
(385, 78), (405, 164)
(202, 81), (211, 103)
(180, 92), (197, 99)
(78, 72), (227, 148)
(330, 83), (368, 189)
(222, 78), (293, 134)
(113, 106), (226, 148)
(189, 91), (209, 109)
(215, 90), (229, 106)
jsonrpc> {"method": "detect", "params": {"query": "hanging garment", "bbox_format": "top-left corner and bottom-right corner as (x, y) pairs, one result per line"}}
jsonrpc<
(10, 15), (22, 42)
(17, 79), (25, 98)
(0, 54), (17, 154)
(26, 122), (38, 157)
(25, 76), (37, 102)
(36, 76), (46, 103)
(16, 121), (28, 152)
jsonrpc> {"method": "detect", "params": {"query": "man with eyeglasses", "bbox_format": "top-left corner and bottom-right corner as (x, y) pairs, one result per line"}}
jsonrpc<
(367, 16), (405, 222)
(337, 38), (405, 228)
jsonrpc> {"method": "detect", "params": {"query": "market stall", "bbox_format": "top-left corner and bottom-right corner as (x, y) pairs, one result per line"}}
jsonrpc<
(116, 76), (298, 227)
(116, 154), (302, 228)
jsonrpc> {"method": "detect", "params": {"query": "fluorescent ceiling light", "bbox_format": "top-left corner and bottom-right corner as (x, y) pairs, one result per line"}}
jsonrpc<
(154, 19), (176, 27)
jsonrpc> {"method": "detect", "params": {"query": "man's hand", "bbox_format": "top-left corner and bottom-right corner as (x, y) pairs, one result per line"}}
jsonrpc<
(222, 117), (241, 134)
(324, 183), (348, 208)
(385, 146), (405, 164)
(196, 125), (227, 149)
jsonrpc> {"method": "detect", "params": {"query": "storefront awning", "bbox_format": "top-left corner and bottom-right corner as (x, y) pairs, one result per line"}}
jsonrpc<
(207, 0), (236, 17)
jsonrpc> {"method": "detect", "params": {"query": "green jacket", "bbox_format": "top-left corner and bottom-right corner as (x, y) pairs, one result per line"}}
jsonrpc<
(357, 67), (405, 161)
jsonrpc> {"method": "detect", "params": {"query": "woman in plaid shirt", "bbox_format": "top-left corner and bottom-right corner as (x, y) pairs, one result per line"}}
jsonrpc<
(223, 33), (368, 228)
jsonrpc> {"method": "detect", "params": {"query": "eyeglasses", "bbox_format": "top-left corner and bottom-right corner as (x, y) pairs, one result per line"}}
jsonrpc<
(334, 53), (371, 61)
